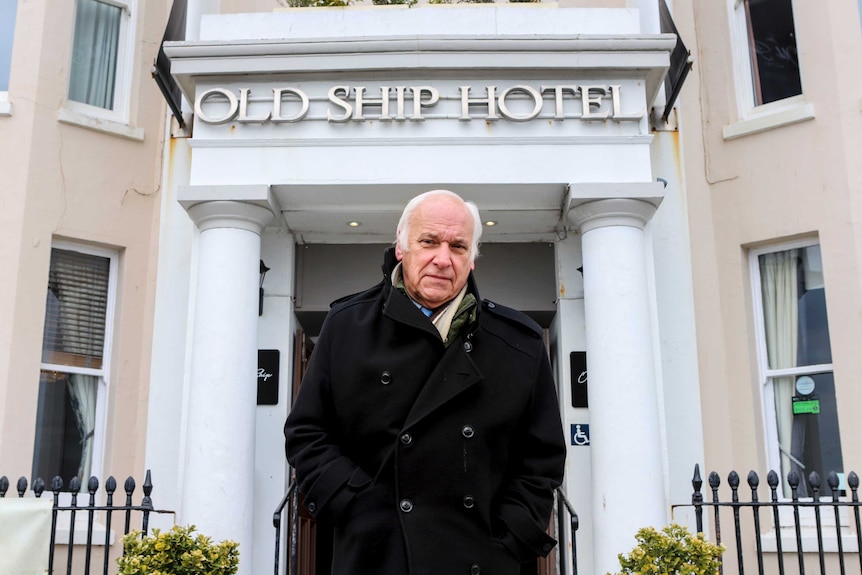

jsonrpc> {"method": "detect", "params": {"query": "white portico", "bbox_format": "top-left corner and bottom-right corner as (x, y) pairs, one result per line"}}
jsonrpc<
(151, 6), (702, 575)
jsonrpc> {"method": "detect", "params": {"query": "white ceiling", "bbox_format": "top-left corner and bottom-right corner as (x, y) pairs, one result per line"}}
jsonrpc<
(272, 183), (569, 244)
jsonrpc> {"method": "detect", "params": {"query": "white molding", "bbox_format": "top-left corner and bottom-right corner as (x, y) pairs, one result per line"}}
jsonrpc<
(187, 135), (656, 149)
(164, 35), (677, 113)
(58, 107), (145, 141)
(723, 102), (816, 141)
(0, 92), (10, 116)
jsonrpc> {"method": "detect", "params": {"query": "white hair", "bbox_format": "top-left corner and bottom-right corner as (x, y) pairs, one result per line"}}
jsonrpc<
(396, 190), (482, 262)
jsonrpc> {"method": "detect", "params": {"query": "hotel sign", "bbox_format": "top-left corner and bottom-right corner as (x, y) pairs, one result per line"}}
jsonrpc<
(194, 84), (646, 125)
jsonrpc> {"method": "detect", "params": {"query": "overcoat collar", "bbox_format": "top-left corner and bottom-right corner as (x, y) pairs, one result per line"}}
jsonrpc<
(379, 247), (484, 429)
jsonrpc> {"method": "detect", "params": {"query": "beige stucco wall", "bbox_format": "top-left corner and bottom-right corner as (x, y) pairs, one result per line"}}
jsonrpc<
(0, 0), (169, 484)
(675, 0), (862, 482)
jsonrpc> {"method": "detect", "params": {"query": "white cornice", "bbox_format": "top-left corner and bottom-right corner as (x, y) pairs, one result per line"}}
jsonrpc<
(164, 34), (676, 111)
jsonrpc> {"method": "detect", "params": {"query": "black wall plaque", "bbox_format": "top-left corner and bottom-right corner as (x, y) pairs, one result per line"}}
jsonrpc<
(257, 349), (280, 405)
(570, 351), (588, 408)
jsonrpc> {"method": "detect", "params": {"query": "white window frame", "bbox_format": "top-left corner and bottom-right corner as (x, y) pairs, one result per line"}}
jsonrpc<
(750, 238), (834, 492)
(0, 0), (17, 116)
(38, 240), (119, 496)
(724, 0), (815, 140)
(62, 0), (137, 130)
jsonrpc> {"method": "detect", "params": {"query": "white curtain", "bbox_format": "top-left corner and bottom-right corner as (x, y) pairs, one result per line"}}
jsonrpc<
(759, 249), (798, 493)
(67, 374), (97, 482)
(68, 0), (120, 109)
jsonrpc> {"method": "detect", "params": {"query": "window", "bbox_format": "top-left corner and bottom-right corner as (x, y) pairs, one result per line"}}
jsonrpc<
(33, 244), (117, 490)
(0, 0), (17, 113)
(751, 242), (843, 498)
(733, 0), (802, 107)
(67, 0), (133, 118)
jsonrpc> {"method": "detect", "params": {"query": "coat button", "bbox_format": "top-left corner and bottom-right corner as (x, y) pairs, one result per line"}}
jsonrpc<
(462, 425), (474, 438)
(400, 499), (413, 513)
(487, 301), (496, 309)
(307, 502), (316, 513)
(463, 341), (473, 352)
(380, 371), (392, 385)
(542, 542), (554, 553)
(470, 564), (481, 575)
(400, 433), (413, 445)
(463, 495), (475, 509)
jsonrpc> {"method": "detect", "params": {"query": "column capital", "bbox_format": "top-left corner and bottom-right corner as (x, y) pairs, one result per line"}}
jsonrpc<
(565, 181), (664, 233)
(178, 185), (279, 234)
(186, 200), (276, 234)
(568, 198), (659, 233)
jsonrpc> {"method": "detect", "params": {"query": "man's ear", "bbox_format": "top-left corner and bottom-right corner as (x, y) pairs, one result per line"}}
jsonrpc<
(395, 235), (404, 261)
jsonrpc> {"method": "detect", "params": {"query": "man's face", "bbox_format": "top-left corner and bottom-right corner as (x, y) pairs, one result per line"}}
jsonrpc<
(396, 196), (475, 309)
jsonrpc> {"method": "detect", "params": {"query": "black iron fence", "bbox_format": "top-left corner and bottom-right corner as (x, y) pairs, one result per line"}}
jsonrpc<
(0, 470), (173, 575)
(674, 464), (862, 575)
(272, 481), (579, 575)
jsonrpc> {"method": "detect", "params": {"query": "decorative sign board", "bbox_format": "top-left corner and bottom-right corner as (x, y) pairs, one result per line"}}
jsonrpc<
(257, 349), (280, 406)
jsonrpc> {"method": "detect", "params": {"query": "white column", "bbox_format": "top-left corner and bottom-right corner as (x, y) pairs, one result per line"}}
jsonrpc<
(181, 200), (274, 575)
(568, 198), (666, 575)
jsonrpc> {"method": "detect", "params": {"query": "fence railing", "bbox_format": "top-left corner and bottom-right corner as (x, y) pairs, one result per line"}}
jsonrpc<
(0, 470), (173, 575)
(273, 479), (579, 575)
(674, 464), (862, 575)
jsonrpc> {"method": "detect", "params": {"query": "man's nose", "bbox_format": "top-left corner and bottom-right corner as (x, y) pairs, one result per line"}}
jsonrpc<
(432, 247), (453, 267)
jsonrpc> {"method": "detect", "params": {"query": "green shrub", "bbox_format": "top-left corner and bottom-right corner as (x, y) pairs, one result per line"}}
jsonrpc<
(281, 0), (350, 6)
(608, 524), (724, 575)
(117, 524), (239, 575)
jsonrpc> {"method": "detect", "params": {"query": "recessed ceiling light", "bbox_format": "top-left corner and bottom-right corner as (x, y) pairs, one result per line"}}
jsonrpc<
(347, 221), (361, 227)
(485, 221), (498, 227)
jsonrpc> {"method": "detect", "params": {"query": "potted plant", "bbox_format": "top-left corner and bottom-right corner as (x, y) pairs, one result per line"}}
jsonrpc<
(608, 523), (724, 575)
(116, 524), (239, 575)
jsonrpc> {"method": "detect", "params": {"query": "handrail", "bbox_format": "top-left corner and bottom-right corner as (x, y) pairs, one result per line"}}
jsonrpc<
(273, 479), (578, 575)
(272, 481), (295, 575)
(556, 486), (579, 575)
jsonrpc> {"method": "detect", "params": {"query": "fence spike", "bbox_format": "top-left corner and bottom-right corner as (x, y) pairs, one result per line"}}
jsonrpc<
(105, 476), (117, 494)
(728, 470), (740, 490)
(748, 470), (760, 490)
(692, 464), (703, 491)
(69, 476), (81, 495)
(827, 471), (839, 494)
(88, 476), (99, 494)
(51, 476), (64, 494)
(33, 478), (45, 498)
(708, 471), (721, 489)
(787, 469), (800, 489)
(849, 471), (860, 491)
(17, 476), (28, 497)
(767, 470), (779, 489)
(124, 476), (136, 495)
(142, 470), (153, 511)
(0, 476), (8, 497)
(809, 471), (822, 491)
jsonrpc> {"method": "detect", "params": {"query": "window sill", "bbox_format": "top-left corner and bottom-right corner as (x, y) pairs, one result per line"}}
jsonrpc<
(58, 107), (144, 141)
(55, 521), (116, 546)
(762, 529), (859, 553)
(0, 93), (11, 116)
(723, 102), (816, 141)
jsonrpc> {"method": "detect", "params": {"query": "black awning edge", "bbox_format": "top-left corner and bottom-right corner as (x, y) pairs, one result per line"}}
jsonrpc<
(659, 0), (693, 123)
(152, 0), (188, 130)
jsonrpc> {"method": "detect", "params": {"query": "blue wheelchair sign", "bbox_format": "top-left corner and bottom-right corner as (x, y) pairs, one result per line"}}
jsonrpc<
(570, 424), (590, 446)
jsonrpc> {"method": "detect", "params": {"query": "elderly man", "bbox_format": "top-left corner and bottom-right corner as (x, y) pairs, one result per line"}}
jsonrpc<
(284, 190), (566, 575)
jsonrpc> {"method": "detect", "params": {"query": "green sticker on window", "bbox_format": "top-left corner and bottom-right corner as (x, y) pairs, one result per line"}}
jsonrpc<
(792, 399), (820, 414)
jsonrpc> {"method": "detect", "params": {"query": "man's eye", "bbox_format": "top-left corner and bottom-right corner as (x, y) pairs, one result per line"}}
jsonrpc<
(419, 239), (435, 245)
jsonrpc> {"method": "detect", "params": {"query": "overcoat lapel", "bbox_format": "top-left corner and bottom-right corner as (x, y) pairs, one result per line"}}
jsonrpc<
(382, 282), (441, 340)
(403, 341), (483, 430)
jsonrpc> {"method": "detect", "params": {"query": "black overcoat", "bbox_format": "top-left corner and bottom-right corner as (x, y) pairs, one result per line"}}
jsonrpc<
(285, 249), (567, 575)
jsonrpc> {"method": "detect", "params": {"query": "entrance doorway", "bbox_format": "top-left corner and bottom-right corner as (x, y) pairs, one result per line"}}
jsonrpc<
(287, 240), (559, 574)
